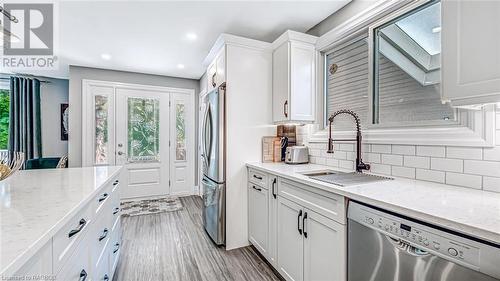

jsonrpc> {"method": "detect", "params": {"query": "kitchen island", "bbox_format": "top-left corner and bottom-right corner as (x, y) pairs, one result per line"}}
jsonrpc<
(0, 166), (123, 280)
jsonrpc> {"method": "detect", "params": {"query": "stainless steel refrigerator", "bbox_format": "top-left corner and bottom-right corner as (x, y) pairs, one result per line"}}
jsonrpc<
(201, 84), (226, 245)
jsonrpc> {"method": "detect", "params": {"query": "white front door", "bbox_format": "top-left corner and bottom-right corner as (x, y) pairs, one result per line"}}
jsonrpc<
(82, 80), (195, 199)
(115, 87), (169, 198)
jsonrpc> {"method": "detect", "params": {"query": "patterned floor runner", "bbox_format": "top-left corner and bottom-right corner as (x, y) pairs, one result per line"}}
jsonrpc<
(121, 197), (183, 217)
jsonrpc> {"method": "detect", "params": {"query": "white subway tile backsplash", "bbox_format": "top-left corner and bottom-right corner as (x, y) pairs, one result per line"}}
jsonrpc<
(370, 163), (391, 175)
(392, 166), (416, 179)
(392, 145), (416, 155)
(363, 152), (381, 164)
(417, 146), (446, 157)
(446, 147), (483, 160)
(430, 158), (463, 173)
(338, 143), (354, 152)
(483, 146), (500, 161)
(464, 160), (500, 177)
(339, 160), (354, 170)
(404, 156), (430, 169)
(371, 144), (391, 153)
(332, 151), (347, 160)
(326, 158), (339, 167)
(446, 172), (482, 189)
(381, 154), (403, 166)
(416, 169), (445, 183)
(483, 177), (500, 193)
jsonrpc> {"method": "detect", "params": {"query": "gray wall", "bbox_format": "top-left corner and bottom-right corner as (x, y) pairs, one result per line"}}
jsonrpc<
(68, 65), (199, 168)
(40, 77), (69, 157)
(307, 0), (376, 36)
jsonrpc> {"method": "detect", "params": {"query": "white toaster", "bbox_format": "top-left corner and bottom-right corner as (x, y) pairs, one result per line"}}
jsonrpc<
(285, 146), (309, 164)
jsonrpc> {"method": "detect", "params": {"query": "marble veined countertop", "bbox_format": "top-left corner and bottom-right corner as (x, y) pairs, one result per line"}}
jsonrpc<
(247, 162), (500, 244)
(0, 166), (122, 276)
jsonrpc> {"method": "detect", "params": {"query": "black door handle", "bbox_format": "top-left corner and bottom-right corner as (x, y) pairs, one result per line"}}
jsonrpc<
(303, 212), (308, 238)
(79, 269), (87, 281)
(272, 178), (277, 199)
(113, 242), (120, 253)
(253, 175), (263, 180)
(98, 228), (109, 241)
(98, 193), (109, 202)
(113, 207), (120, 215)
(297, 210), (303, 235)
(252, 185), (262, 192)
(68, 218), (87, 238)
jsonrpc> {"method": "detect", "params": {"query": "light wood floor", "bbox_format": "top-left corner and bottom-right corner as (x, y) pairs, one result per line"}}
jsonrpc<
(113, 196), (281, 281)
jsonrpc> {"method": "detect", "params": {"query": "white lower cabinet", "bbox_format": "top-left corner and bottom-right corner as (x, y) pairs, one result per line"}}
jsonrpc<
(248, 182), (269, 256)
(277, 196), (304, 281)
(11, 174), (122, 281)
(248, 168), (347, 281)
(303, 210), (346, 281)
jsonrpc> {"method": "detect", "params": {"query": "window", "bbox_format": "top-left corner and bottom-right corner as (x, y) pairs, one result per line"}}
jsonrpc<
(372, 0), (455, 126)
(0, 88), (9, 150)
(127, 97), (160, 162)
(325, 0), (457, 130)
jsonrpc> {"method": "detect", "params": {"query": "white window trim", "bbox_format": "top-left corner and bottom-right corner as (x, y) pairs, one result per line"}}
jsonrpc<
(311, 0), (496, 147)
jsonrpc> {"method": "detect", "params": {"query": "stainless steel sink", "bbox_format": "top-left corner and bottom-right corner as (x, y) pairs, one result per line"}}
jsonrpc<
(303, 170), (393, 187)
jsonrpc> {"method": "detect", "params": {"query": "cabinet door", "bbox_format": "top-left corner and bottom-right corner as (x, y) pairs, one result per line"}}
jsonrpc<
(215, 48), (226, 87)
(207, 62), (217, 92)
(442, 0), (500, 105)
(277, 196), (304, 281)
(268, 176), (279, 267)
(290, 43), (315, 122)
(273, 42), (290, 123)
(248, 183), (269, 256)
(303, 209), (346, 281)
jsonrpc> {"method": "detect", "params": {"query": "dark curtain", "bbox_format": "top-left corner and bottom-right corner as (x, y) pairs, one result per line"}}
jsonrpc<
(8, 77), (42, 160)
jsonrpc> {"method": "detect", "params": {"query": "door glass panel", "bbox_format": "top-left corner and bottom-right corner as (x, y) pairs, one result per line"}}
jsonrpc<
(127, 97), (160, 162)
(94, 95), (109, 165)
(175, 103), (186, 161)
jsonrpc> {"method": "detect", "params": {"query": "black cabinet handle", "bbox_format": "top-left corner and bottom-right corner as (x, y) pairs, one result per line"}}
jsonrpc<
(68, 219), (87, 238)
(252, 185), (262, 192)
(79, 269), (87, 281)
(253, 175), (263, 180)
(98, 228), (109, 241)
(272, 178), (277, 199)
(113, 207), (120, 215)
(113, 180), (119, 186)
(303, 212), (308, 238)
(113, 242), (120, 254)
(98, 193), (109, 202)
(103, 274), (109, 281)
(297, 210), (303, 235)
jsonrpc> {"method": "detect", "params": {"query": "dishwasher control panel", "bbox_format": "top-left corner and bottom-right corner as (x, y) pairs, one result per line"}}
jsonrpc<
(349, 202), (481, 269)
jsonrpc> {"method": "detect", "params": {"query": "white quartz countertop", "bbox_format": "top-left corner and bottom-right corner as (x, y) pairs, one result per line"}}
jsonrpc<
(247, 162), (500, 244)
(0, 166), (122, 275)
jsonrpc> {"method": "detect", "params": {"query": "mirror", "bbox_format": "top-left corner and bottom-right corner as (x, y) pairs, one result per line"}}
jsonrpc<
(373, 0), (455, 125)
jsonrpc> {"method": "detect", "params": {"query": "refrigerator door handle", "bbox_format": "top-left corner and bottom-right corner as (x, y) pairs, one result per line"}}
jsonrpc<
(202, 104), (212, 167)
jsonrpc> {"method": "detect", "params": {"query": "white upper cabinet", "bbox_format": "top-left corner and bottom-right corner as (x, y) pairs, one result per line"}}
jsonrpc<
(207, 47), (226, 92)
(272, 31), (318, 124)
(442, 0), (500, 106)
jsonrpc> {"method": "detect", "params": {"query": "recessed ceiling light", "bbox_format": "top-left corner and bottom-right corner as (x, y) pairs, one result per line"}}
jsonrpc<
(177, 64), (185, 69)
(186, 33), (197, 40)
(432, 26), (441, 33)
(101, 53), (112, 60)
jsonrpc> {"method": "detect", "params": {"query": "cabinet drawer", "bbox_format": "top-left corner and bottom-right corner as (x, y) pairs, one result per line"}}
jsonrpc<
(94, 177), (119, 216)
(90, 204), (113, 269)
(279, 178), (345, 224)
(53, 201), (93, 273)
(56, 231), (92, 281)
(248, 169), (268, 188)
(108, 225), (122, 276)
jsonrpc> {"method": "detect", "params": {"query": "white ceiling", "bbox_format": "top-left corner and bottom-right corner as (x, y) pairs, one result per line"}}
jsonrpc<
(18, 1), (350, 80)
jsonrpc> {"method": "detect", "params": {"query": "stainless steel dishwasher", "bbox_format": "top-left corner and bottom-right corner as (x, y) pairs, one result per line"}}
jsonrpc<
(348, 201), (500, 281)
